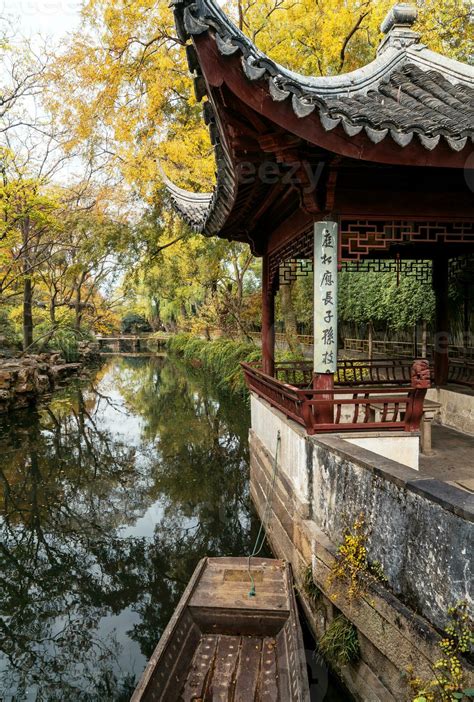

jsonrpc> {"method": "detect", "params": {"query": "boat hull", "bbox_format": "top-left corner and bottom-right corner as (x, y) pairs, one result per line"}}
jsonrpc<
(131, 557), (310, 701)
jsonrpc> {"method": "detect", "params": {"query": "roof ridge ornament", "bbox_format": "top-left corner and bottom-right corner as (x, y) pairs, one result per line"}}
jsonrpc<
(378, 4), (420, 56)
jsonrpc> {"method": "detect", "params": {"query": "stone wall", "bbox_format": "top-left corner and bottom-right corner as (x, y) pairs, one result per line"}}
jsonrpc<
(249, 393), (474, 700)
(427, 386), (474, 435)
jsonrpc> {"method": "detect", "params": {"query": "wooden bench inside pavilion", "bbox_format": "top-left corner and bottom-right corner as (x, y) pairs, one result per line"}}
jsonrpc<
(164, 0), (474, 478)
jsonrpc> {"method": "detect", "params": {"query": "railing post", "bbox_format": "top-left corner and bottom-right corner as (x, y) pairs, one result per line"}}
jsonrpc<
(300, 394), (314, 432)
(368, 322), (373, 360)
(405, 359), (430, 431)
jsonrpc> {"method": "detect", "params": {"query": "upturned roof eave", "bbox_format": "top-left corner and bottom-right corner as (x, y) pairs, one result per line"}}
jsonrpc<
(163, 0), (474, 236)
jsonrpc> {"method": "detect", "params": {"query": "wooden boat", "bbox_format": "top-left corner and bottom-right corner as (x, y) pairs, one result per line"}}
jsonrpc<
(131, 557), (310, 701)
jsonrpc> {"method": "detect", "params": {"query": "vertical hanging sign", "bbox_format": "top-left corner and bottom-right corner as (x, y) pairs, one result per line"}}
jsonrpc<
(314, 221), (338, 374)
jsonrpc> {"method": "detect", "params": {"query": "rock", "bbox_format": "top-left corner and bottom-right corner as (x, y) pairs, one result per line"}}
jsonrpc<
(0, 352), (84, 413)
(77, 341), (100, 363)
(14, 395), (31, 408)
(16, 367), (36, 393)
(0, 370), (14, 389)
(36, 374), (51, 393)
(51, 363), (81, 381)
(49, 353), (65, 365)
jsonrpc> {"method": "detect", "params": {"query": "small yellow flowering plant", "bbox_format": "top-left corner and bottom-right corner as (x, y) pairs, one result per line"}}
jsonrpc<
(327, 513), (385, 601)
(409, 601), (474, 702)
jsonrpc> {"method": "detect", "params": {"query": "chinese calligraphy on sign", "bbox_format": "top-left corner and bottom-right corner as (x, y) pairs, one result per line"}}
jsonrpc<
(314, 221), (338, 374)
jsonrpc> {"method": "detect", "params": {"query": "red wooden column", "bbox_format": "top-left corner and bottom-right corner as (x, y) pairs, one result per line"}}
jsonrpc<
(262, 253), (275, 377)
(432, 254), (449, 386)
(313, 222), (337, 422)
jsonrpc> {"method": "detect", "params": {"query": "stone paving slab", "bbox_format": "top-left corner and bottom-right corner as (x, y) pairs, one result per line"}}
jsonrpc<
(420, 424), (474, 492)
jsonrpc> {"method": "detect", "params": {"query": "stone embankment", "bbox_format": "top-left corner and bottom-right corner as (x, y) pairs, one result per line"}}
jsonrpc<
(0, 342), (99, 413)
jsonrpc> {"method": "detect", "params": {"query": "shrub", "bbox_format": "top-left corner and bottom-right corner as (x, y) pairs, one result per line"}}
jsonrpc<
(300, 564), (321, 607)
(327, 512), (386, 602)
(0, 308), (21, 348)
(121, 313), (152, 334)
(408, 601), (474, 702)
(50, 329), (80, 362)
(168, 333), (306, 395)
(168, 333), (261, 394)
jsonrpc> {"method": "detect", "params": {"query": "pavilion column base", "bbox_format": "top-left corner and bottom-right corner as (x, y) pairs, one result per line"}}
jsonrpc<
(312, 373), (334, 424)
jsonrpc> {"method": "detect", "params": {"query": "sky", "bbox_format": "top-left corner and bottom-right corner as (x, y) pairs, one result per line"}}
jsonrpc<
(2, 0), (81, 41)
(3, 0), (228, 40)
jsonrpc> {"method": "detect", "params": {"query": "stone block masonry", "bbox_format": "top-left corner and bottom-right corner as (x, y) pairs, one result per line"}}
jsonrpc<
(249, 394), (474, 701)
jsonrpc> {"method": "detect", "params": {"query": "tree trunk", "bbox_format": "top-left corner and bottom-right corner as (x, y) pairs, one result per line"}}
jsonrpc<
(23, 275), (33, 350)
(368, 321), (373, 360)
(231, 259), (246, 340)
(50, 290), (57, 324)
(280, 280), (301, 355)
(150, 296), (161, 330)
(75, 286), (82, 331)
(22, 218), (34, 350)
(421, 319), (428, 358)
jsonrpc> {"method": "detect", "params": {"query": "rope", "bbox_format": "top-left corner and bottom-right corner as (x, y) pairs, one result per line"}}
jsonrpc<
(248, 430), (281, 597)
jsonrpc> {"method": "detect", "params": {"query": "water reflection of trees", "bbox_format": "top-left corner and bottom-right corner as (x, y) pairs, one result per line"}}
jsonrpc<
(0, 356), (256, 700)
(113, 357), (256, 654)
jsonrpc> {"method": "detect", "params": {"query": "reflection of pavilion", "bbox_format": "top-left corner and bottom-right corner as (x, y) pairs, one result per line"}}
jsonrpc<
(165, 2), (473, 699)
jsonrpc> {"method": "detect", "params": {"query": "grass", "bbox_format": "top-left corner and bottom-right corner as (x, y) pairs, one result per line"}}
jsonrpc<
(167, 332), (304, 395)
(318, 614), (360, 667)
(300, 563), (322, 607)
(167, 333), (261, 394)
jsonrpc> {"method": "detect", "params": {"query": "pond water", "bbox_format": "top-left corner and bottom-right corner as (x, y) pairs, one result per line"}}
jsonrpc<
(0, 355), (347, 701)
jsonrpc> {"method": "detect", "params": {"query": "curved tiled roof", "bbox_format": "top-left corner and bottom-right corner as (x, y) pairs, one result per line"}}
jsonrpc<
(165, 1), (474, 234)
(163, 175), (212, 231)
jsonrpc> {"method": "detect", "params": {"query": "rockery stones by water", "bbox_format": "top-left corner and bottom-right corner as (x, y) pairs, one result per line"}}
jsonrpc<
(0, 344), (97, 413)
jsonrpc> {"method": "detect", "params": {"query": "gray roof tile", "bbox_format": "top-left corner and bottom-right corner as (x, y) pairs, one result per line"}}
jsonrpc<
(165, 1), (473, 234)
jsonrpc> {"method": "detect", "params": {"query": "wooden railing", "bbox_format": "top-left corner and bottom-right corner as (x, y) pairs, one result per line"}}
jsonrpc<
(274, 356), (473, 389)
(274, 361), (313, 386)
(336, 358), (417, 385)
(242, 362), (429, 435)
(344, 338), (416, 357)
(448, 358), (474, 388)
(275, 358), (417, 387)
(248, 332), (473, 387)
(247, 331), (313, 347)
(344, 338), (474, 362)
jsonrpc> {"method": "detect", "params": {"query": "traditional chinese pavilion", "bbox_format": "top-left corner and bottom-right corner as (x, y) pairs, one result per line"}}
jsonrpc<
(165, 0), (474, 435)
(163, 6), (474, 697)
